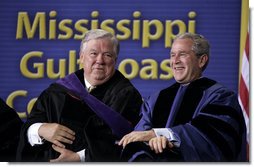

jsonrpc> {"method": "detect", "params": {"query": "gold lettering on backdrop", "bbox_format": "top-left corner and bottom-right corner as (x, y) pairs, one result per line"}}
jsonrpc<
(20, 50), (80, 79)
(16, 10), (197, 48)
(17, 10), (197, 79)
(6, 90), (37, 119)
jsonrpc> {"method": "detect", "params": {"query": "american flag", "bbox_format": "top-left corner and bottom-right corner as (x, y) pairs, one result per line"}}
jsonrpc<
(238, 0), (249, 161)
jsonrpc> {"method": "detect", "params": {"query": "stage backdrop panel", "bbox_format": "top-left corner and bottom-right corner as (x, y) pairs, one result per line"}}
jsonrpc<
(0, 0), (242, 120)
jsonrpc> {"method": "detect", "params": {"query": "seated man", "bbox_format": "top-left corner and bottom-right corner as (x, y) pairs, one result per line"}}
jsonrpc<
(16, 29), (143, 162)
(119, 33), (247, 162)
(0, 98), (23, 162)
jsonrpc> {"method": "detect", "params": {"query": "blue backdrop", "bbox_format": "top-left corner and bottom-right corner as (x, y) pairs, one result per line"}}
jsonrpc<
(0, 0), (242, 120)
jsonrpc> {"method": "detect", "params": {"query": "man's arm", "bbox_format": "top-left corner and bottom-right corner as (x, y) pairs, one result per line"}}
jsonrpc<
(27, 122), (76, 148)
(118, 130), (156, 148)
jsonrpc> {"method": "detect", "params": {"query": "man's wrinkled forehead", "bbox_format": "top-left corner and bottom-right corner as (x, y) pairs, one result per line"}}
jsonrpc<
(171, 39), (194, 51)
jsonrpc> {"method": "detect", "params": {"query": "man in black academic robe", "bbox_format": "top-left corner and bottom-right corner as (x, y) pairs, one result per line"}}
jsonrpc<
(16, 29), (143, 162)
(17, 69), (142, 162)
(0, 98), (23, 162)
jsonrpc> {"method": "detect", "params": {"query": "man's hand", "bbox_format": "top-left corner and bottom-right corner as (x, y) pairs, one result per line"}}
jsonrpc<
(38, 123), (75, 148)
(50, 145), (80, 162)
(149, 136), (174, 154)
(118, 130), (156, 148)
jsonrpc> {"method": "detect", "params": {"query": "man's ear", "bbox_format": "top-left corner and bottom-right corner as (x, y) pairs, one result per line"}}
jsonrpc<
(199, 54), (208, 69)
(79, 51), (84, 61)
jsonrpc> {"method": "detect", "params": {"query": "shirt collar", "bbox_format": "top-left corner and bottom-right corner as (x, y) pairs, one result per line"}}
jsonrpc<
(84, 78), (95, 90)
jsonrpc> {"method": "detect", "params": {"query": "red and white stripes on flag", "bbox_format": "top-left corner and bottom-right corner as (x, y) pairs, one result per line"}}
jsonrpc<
(239, 30), (249, 143)
(238, 0), (249, 160)
(238, 29), (249, 158)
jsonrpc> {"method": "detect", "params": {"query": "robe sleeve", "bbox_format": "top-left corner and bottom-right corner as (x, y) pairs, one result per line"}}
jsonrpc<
(171, 86), (246, 161)
(16, 88), (62, 161)
(134, 91), (160, 131)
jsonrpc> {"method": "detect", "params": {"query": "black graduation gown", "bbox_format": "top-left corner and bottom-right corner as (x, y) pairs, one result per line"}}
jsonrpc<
(16, 69), (142, 162)
(0, 98), (23, 162)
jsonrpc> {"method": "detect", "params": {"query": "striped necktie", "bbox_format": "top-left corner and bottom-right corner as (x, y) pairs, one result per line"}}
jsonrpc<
(88, 86), (95, 93)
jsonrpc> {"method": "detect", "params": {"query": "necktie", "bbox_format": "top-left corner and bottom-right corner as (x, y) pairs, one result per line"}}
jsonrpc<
(88, 86), (95, 93)
(165, 84), (188, 127)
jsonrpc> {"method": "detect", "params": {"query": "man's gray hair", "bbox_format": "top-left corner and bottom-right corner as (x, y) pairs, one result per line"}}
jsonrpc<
(174, 32), (210, 71)
(80, 29), (120, 58)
